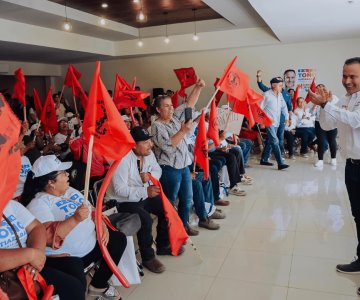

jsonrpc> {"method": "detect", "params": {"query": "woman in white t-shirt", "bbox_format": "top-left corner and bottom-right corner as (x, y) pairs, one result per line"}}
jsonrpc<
(22, 155), (126, 300)
(0, 200), (84, 299)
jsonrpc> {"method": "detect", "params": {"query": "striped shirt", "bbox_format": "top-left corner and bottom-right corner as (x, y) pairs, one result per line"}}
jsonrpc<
(151, 105), (193, 169)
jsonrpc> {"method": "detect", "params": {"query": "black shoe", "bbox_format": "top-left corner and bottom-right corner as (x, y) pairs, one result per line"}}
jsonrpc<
(260, 161), (274, 166)
(142, 258), (166, 273)
(156, 245), (185, 256)
(278, 164), (289, 170)
(357, 287), (360, 295)
(336, 259), (360, 274)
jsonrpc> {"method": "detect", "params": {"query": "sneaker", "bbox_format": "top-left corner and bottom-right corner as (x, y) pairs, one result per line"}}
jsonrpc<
(88, 284), (121, 300)
(229, 186), (247, 196)
(198, 218), (220, 230)
(278, 164), (289, 170)
(238, 177), (252, 185)
(185, 225), (199, 236)
(142, 258), (166, 273)
(314, 160), (323, 167)
(336, 258), (360, 274)
(331, 158), (337, 166)
(260, 160), (274, 166)
(157, 245), (185, 256)
(210, 210), (226, 219)
(357, 287), (360, 296)
(289, 155), (296, 160)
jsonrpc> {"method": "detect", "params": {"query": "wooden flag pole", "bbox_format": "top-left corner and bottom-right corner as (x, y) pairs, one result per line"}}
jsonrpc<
(59, 85), (65, 102)
(23, 106), (27, 123)
(83, 135), (94, 204)
(205, 87), (221, 111)
(32, 121), (41, 141)
(72, 95), (82, 127)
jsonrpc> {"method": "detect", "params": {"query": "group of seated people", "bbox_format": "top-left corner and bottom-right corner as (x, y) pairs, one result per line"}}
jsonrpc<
(1, 79), (257, 299)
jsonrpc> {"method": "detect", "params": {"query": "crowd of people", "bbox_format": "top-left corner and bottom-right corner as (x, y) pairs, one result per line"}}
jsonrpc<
(2, 56), (360, 298)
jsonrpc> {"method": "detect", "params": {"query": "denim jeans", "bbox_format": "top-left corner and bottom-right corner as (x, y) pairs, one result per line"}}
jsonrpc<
(261, 125), (283, 165)
(239, 138), (253, 165)
(160, 165), (192, 226)
(277, 116), (286, 154)
(209, 157), (225, 201)
(295, 127), (316, 154)
(192, 171), (215, 220)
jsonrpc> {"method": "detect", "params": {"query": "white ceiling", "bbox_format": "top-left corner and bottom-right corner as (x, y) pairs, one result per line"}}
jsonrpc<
(0, 0), (359, 64)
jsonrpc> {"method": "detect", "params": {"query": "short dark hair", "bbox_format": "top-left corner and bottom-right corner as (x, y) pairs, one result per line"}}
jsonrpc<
(283, 69), (296, 76)
(344, 57), (360, 65)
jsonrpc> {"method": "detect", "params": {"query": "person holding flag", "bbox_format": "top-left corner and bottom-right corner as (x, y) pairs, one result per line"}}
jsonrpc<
(106, 126), (184, 274)
(259, 77), (290, 170)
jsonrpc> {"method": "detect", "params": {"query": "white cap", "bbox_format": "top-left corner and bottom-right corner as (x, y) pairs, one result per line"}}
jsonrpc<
(32, 155), (72, 178)
(66, 112), (74, 118)
(121, 115), (131, 122)
(57, 117), (68, 123)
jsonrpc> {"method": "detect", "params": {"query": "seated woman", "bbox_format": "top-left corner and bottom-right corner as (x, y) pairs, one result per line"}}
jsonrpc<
(22, 155), (126, 300)
(0, 200), (84, 299)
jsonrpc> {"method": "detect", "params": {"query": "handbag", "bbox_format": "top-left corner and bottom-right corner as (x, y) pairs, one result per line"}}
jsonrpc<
(0, 215), (54, 300)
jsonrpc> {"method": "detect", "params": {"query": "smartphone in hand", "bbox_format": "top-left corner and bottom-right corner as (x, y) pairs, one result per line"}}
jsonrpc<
(184, 107), (192, 123)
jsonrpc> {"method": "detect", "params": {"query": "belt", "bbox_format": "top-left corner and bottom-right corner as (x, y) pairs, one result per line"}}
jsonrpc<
(347, 158), (360, 165)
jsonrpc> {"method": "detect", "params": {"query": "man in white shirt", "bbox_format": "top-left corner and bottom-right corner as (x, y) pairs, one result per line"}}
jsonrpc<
(106, 126), (183, 274)
(309, 57), (360, 284)
(260, 77), (290, 170)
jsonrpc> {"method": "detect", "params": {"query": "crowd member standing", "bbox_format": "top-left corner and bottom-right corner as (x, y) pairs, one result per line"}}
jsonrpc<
(309, 58), (360, 293)
(259, 77), (290, 170)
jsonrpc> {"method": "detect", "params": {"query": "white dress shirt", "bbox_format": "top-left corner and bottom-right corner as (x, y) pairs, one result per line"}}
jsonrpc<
(319, 91), (360, 159)
(260, 90), (289, 127)
(105, 150), (162, 203)
(294, 107), (315, 128)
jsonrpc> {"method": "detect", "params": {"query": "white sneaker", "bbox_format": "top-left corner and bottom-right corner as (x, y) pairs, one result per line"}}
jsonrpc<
(314, 160), (323, 167)
(88, 284), (121, 300)
(331, 158), (337, 166)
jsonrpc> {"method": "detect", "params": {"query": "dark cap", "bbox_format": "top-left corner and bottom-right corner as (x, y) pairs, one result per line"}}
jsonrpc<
(270, 77), (284, 84)
(130, 126), (152, 142)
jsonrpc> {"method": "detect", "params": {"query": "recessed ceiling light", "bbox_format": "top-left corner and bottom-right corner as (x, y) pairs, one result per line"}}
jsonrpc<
(99, 18), (106, 26)
(137, 40), (143, 47)
(101, 3), (108, 8)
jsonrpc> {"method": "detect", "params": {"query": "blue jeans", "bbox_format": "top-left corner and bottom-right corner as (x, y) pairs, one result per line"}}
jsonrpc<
(295, 127), (316, 154)
(261, 125), (283, 165)
(239, 139), (253, 165)
(277, 119), (285, 155)
(192, 171), (215, 220)
(160, 165), (192, 226)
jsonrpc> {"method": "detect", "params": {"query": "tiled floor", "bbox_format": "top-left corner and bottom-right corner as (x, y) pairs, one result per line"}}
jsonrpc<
(117, 154), (360, 300)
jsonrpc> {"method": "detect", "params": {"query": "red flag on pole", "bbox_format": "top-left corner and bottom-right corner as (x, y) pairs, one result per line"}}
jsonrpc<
(305, 78), (316, 103)
(12, 68), (26, 106)
(64, 64), (88, 109)
(114, 74), (132, 94)
(232, 95), (255, 127)
(250, 102), (273, 127)
(216, 57), (249, 101)
(174, 67), (198, 97)
(114, 90), (149, 110)
(292, 84), (301, 111)
(207, 99), (220, 147)
(214, 78), (224, 106)
(33, 88), (43, 119)
(148, 174), (188, 255)
(83, 62), (135, 161)
(171, 90), (179, 108)
(194, 111), (209, 180)
(246, 88), (264, 104)
(0, 93), (22, 217)
(40, 87), (58, 135)
(64, 64), (81, 86)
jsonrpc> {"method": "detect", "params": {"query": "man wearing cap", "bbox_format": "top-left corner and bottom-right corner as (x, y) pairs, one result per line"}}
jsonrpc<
(259, 77), (290, 170)
(106, 126), (181, 274)
(54, 118), (75, 160)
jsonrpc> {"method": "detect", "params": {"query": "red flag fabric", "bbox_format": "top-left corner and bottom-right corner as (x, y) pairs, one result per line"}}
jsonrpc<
(292, 84), (301, 111)
(83, 61), (135, 161)
(64, 64), (88, 109)
(171, 90), (179, 108)
(194, 112), (209, 180)
(216, 57), (249, 101)
(174, 67), (197, 98)
(207, 100), (220, 147)
(12, 68), (26, 106)
(114, 74), (132, 95)
(41, 87), (58, 135)
(114, 90), (149, 110)
(148, 174), (188, 256)
(214, 78), (224, 106)
(305, 78), (316, 103)
(232, 95), (255, 127)
(250, 102), (273, 127)
(33, 88), (43, 118)
(0, 93), (22, 217)
(246, 88), (264, 104)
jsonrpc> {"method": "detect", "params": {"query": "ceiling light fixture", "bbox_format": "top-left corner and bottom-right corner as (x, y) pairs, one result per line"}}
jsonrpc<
(164, 12), (170, 44)
(133, 0), (140, 3)
(136, 0), (147, 22)
(101, 3), (108, 8)
(137, 28), (143, 47)
(192, 8), (199, 41)
(99, 18), (107, 26)
(63, 0), (72, 31)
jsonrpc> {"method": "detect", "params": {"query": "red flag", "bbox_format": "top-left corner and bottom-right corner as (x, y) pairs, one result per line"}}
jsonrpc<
(232, 95), (255, 127)
(148, 174), (188, 256)
(12, 68), (26, 106)
(246, 88), (264, 104)
(292, 84), (301, 111)
(174, 67), (197, 97)
(64, 64), (88, 109)
(250, 102), (273, 127)
(171, 90), (179, 108)
(0, 93), (22, 217)
(305, 78), (316, 103)
(194, 112), (209, 180)
(33, 88), (43, 118)
(214, 78), (224, 106)
(114, 74), (132, 95)
(40, 87), (58, 135)
(83, 62), (135, 161)
(216, 57), (249, 101)
(114, 90), (149, 110)
(207, 100), (220, 147)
